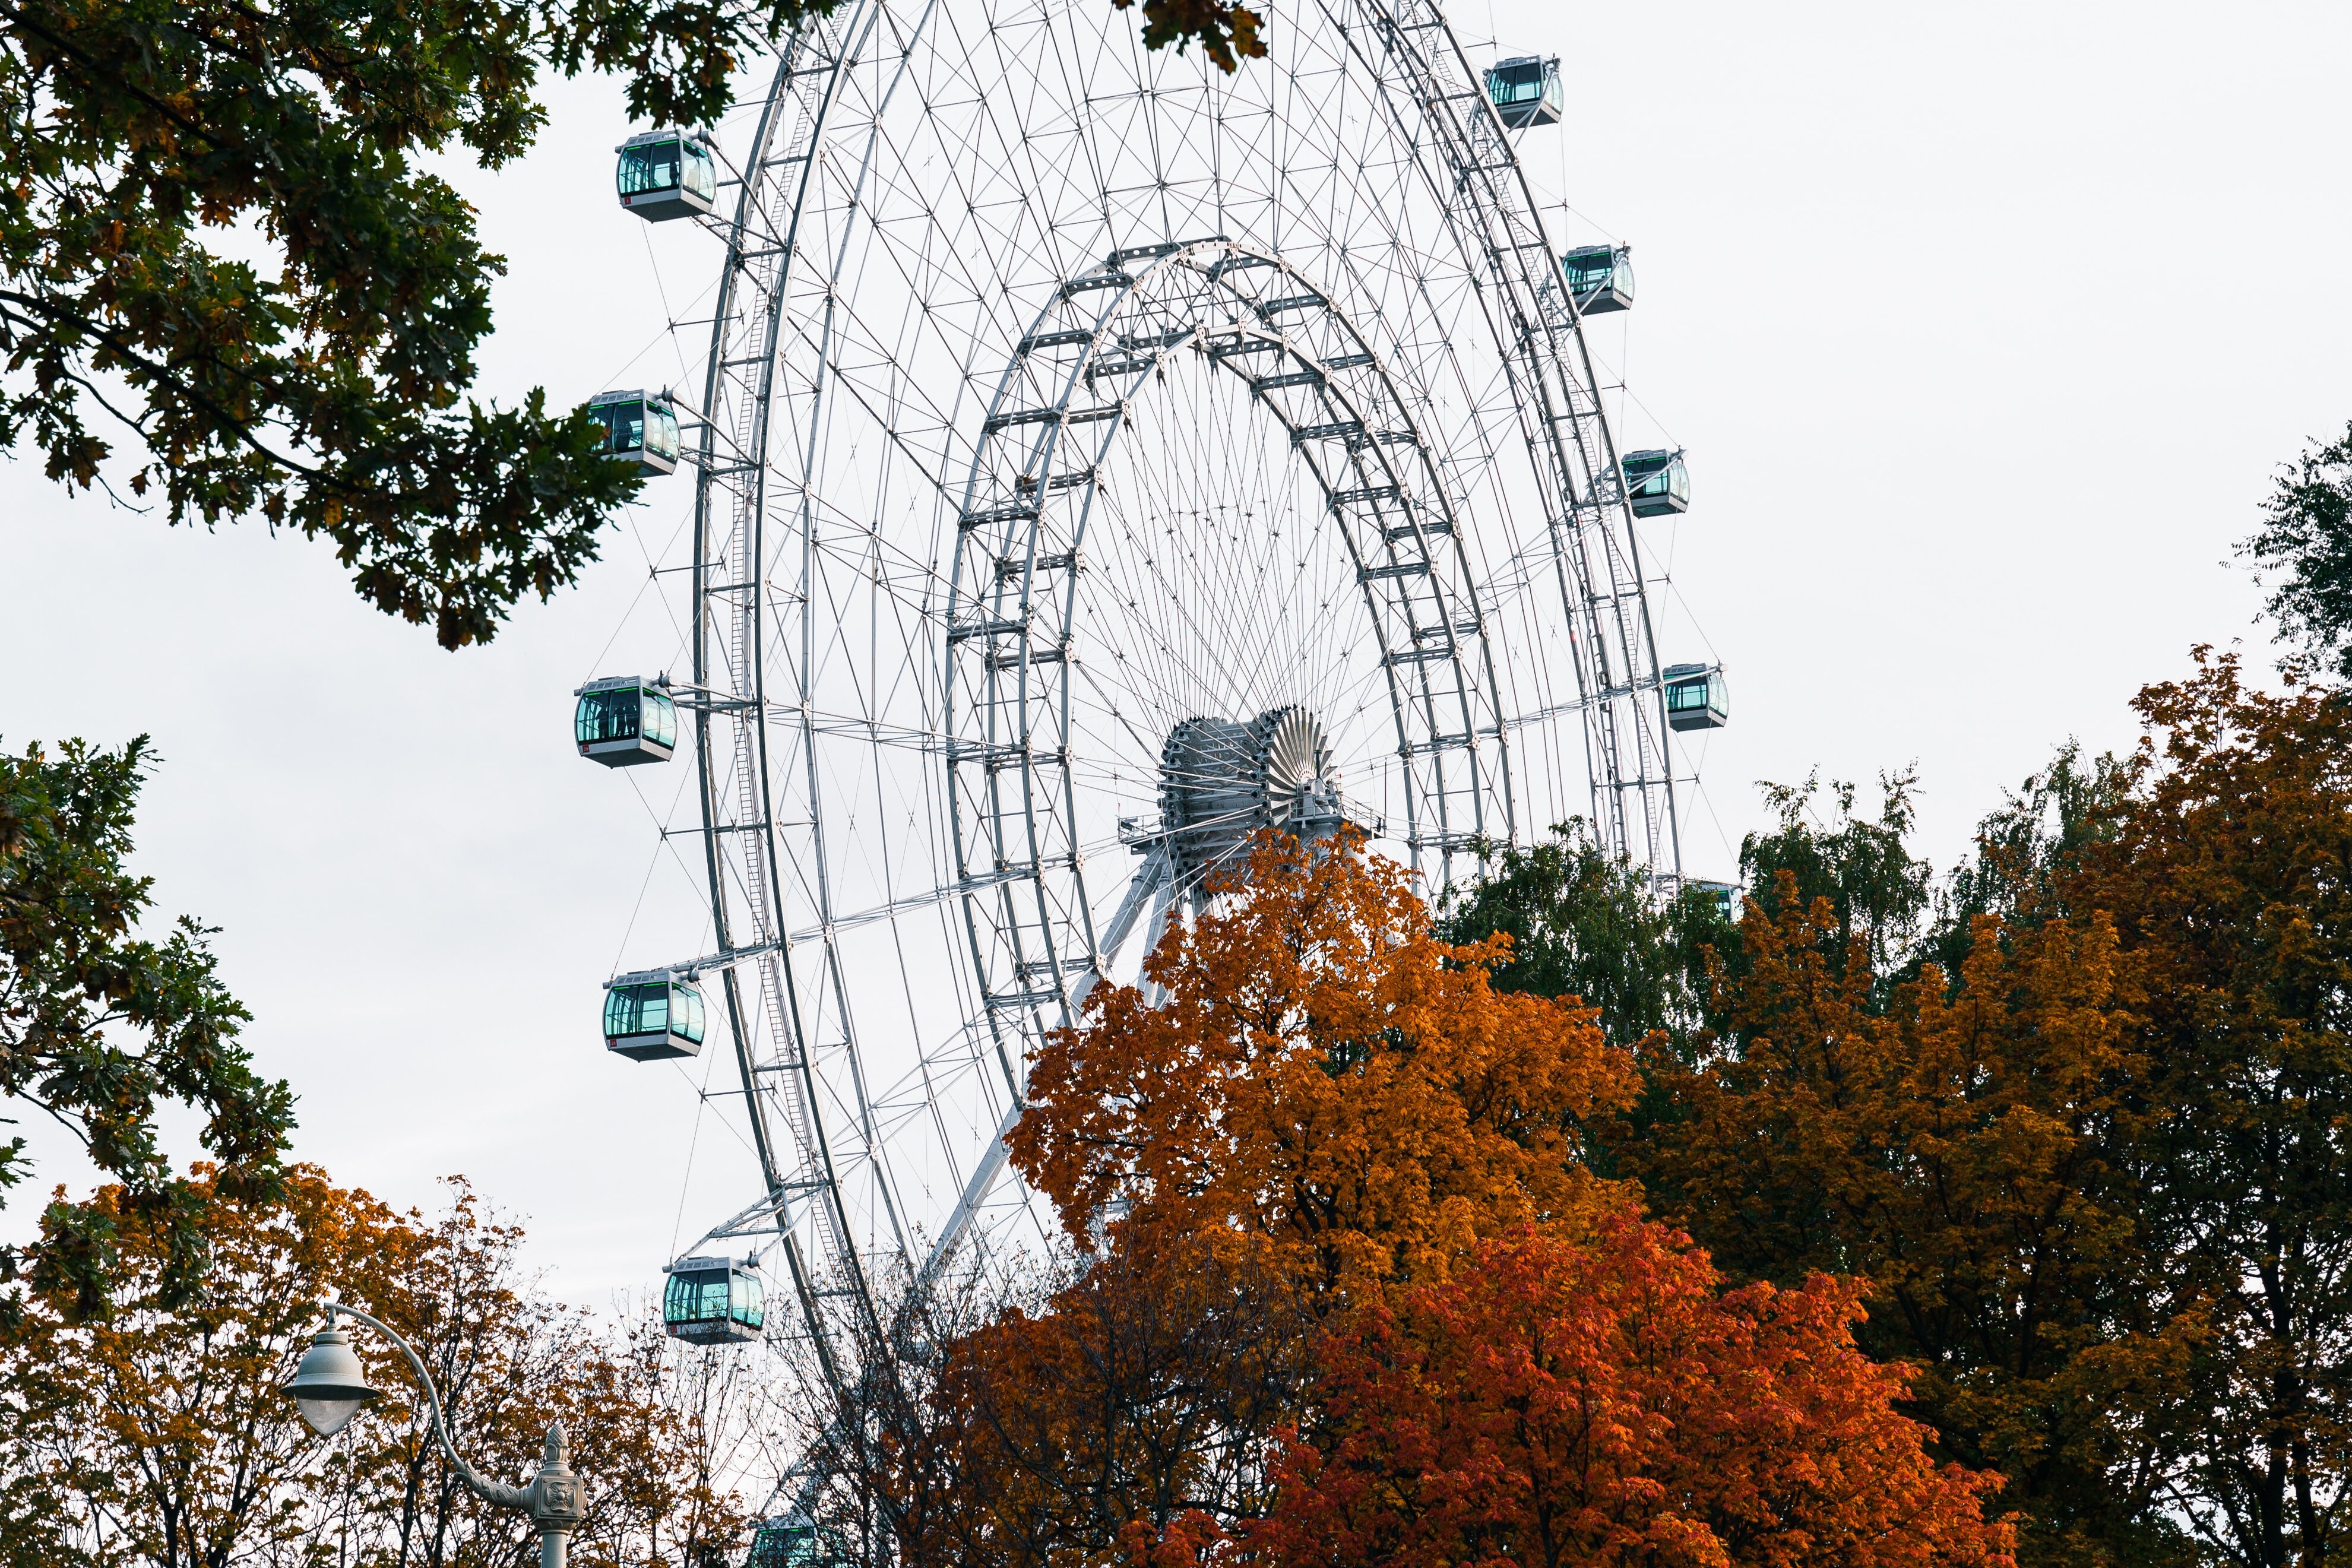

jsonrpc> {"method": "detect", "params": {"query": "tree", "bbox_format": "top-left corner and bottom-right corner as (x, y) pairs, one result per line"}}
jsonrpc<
(1739, 771), (1933, 989)
(0, 0), (1262, 650)
(1252, 1219), (2014, 1568)
(856, 835), (2008, 1568)
(1009, 831), (1640, 1295)
(1919, 743), (2122, 981)
(1626, 869), (2194, 1564)
(0, 734), (293, 1323)
(858, 1234), (1309, 1568)
(2070, 649), (2352, 1567)
(1622, 650), (2352, 1566)
(841, 835), (1637, 1567)
(1436, 821), (1730, 1046)
(2241, 422), (2352, 680)
(0, 1164), (764, 1568)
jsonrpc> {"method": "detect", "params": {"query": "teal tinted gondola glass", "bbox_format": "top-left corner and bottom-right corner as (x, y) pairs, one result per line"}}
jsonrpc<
(1485, 55), (1562, 129)
(616, 131), (718, 221)
(574, 676), (677, 765)
(747, 1518), (821, 1568)
(662, 1256), (764, 1344)
(1620, 449), (1690, 517)
(585, 391), (680, 477)
(603, 971), (706, 1060)
(1561, 244), (1634, 315)
(1688, 879), (1740, 922)
(1661, 663), (1728, 731)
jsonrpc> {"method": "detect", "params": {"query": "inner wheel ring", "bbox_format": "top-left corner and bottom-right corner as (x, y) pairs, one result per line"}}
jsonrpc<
(944, 240), (1512, 1103)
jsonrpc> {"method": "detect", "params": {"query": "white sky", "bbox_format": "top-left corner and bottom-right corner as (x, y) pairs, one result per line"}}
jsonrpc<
(4, 0), (2343, 1304)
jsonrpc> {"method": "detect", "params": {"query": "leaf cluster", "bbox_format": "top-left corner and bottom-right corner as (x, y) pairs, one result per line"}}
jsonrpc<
(1253, 1218), (2014, 1568)
(2241, 420), (2352, 680)
(0, 734), (292, 1325)
(1436, 819), (1731, 1047)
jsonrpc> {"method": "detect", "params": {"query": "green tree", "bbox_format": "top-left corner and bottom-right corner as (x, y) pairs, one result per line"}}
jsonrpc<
(1920, 742), (2122, 981)
(1739, 770), (1933, 986)
(0, 0), (1263, 649)
(1436, 820), (1730, 1046)
(0, 735), (293, 1323)
(2241, 421), (2352, 680)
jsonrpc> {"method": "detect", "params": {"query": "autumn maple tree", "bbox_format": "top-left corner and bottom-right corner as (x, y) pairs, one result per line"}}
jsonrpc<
(838, 834), (2011, 1568)
(1253, 1219), (2012, 1568)
(1009, 832), (1639, 1293)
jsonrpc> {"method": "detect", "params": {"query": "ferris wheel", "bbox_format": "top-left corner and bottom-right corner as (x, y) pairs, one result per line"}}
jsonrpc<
(572, 0), (1724, 1418)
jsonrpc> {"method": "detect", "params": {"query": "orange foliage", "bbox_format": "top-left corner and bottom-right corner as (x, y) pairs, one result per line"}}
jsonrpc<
(1253, 1218), (2015, 1568)
(866, 837), (2009, 1568)
(0, 1165), (753, 1568)
(1009, 833), (1638, 1294)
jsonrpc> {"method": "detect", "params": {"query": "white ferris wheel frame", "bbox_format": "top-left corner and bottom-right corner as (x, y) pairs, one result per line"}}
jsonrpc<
(634, 0), (1691, 1403)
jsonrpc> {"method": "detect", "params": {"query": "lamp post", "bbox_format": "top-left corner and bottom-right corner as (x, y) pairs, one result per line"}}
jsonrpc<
(283, 1303), (586, 1568)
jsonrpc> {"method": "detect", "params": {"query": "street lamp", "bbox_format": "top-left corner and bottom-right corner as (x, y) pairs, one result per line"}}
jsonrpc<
(284, 1303), (586, 1568)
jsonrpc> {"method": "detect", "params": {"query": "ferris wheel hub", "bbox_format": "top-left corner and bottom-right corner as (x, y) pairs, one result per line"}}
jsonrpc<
(1155, 705), (1366, 881)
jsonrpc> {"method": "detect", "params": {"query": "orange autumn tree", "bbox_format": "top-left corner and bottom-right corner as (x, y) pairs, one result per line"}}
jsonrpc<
(1625, 856), (2195, 1560)
(867, 835), (1635, 1565)
(0, 1165), (756, 1568)
(2066, 650), (2352, 1566)
(844, 835), (2011, 1568)
(1008, 831), (1638, 1290)
(1622, 651), (2352, 1563)
(1253, 1221), (2012, 1568)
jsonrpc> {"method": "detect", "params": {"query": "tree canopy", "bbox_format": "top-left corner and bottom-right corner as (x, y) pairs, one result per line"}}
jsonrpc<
(0, 735), (293, 1324)
(0, 1163), (767, 1568)
(1436, 822), (1729, 1046)
(0, 0), (1262, 649)
(1438, 649), (2352, 1566)
(837, 835), (2009, 1568)
(2242, 420), (2352, 681)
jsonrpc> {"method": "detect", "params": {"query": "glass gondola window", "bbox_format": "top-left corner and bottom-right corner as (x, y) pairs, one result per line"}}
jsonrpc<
(1662, 663), (1729, 731)
(748, 1518), (821, 1568)
(616, 131), (718, 221)
(1561, 244), (1635, 315)
(575, 676), (678, 765)
(603, 971), (706, 1060)
(1688, 879), (1741, 923)
(1485, 55), (1563, 129)
(1620, 449), (1691, 517)
(584, 391), (680, 477)
(662, 1257), (764, 1344)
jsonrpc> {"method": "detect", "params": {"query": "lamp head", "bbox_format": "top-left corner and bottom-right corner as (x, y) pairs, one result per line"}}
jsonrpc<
(284, 1325), (378, 1437)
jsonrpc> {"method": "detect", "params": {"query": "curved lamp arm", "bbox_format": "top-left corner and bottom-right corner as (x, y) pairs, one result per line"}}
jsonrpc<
(327, 1301), (531, 1512)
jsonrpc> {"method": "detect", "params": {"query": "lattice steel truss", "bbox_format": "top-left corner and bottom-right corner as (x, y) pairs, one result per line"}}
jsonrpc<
(647, 0), (1692, 1420)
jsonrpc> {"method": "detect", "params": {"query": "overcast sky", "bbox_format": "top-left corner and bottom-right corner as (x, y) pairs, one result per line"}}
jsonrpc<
(4, 0), (2343, 1305)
